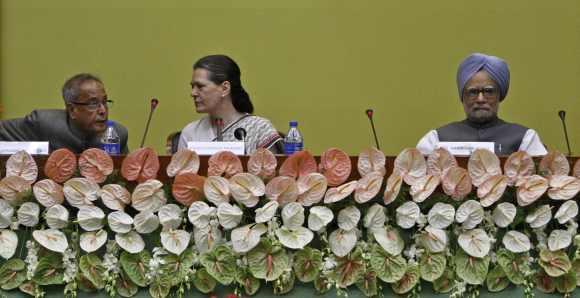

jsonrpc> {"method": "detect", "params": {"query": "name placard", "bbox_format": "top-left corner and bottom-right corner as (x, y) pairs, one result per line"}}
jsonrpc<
(187, 141), (245, 155)
(0, 142), (49, 155)
(437, 142), (494, 156)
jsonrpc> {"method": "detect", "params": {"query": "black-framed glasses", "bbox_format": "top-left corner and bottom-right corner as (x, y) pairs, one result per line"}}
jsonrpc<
(464, 86), (498, 100)
(70, 99), (113, 111)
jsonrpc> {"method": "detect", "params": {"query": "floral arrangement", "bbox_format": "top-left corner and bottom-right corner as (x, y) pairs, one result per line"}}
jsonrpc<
(0, 146), (578, 298)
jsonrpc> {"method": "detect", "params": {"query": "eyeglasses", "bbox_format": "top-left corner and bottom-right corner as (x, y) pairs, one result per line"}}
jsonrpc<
(464, 87), (498, 100)
(70, 99), (113, 111)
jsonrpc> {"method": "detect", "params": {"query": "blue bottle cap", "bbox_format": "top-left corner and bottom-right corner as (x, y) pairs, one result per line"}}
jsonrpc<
(106, 120), (114, 127)
(289, 121), (298, 126)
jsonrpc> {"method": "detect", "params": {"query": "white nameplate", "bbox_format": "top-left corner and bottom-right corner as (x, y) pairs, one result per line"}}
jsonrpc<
(0, 142), (49, 155)
(187, 141), (245, 155)
(437, 142), (494, 156)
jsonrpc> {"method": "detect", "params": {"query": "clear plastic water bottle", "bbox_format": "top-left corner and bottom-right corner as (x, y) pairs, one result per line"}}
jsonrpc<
(101, 120), (121, 155)
(284, 121), (303, 155)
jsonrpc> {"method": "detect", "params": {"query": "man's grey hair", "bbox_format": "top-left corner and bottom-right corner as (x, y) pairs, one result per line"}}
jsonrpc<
(62, 73), (103, 105)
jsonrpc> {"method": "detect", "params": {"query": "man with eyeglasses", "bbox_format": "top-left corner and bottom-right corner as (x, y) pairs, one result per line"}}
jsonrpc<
(0, 73), (128, 153)
(417, 53), (547, 156)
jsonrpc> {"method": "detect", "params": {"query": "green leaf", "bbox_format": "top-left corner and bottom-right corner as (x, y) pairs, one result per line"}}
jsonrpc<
(419, 252), (446, 282)
(293, 247), (322, 283)
(79, 253), (106, 289)
(356, 271), (378, 297)
(454, 249), (490, 285)
(199, 244), (236, 285)
(193, 268), (216, 294)
(573, 258), (580, 286)
(247, 239), (289, 281)
(120, 250), (151, 287)
(391, 263), (420, 294)
(159, 248), (195, 286)
(0, 259), (26, 290)
(116, 270), (139, 297)
(555, 270), (577, 294)
(32, 253), (64, 285)
(535, 269), (556, 293)
(332, 247), (366, 288)
(77, 274), (98, 292)
(496, 249), (530, 285)
(369, 244), (406, 283)
(273, 271), (295, 295)
(539, 249), (571, 277)
(433, 268), (455, 293)
(18, 281), (36, 296)
(314, 274), (331, 294)
(486, 264), (510, 292)
(149, 276), (171, 298)
(235, 269), (261, 296)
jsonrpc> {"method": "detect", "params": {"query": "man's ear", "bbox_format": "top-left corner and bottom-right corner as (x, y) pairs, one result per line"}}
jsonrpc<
(66, 104), (77, 119)
(221, 81), (231, 98)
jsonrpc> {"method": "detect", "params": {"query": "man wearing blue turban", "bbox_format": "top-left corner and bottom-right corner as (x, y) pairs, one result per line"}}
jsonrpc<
(417, 53), (547, 156)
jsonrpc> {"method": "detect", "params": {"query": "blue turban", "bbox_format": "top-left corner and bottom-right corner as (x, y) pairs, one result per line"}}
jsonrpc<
(456, 53), (510, 101)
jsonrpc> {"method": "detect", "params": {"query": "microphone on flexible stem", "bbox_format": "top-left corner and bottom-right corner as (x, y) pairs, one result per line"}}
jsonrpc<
(365, 109), (381, 150)
(558, 110), (572, 156)
(139, 98), (159, 148)
(234, 128), (247, 155)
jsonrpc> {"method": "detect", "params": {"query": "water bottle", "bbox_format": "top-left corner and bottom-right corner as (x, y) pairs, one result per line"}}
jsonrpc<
(284, 121), (303, 155)
(101, 120), (121, 155)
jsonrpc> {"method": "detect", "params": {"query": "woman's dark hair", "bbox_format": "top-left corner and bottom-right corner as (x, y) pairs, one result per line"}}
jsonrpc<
(193, 55), (254, 114)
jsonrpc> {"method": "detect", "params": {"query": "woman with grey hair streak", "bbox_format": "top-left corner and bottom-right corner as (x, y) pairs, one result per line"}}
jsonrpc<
(416, 53), (547, 156)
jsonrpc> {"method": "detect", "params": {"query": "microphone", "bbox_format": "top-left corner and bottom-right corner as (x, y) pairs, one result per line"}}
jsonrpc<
(215, 118), (224, 141)
(558, 110), (572, 156)
(365, 109), (381, 150)
(139, 98), (159, 148)
(234, 128), (247, 155)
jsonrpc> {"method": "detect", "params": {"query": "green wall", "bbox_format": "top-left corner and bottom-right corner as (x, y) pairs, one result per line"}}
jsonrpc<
(1, 1), (578, 155)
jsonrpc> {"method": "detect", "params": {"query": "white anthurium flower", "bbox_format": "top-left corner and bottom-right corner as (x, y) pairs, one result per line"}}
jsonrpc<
(455, 200), (484, 230)
(131, 179), (166, 213)
(107, 211), (133, 234)
(502, 230), (531, 253)
(307, 206), (334, 232)
(100, 184), (131, 211)
(427, 202), (455, 229)
(80, 229), (108, 253)
(204, 176), (231, 206)
(0, 229), (18, 259)
(45, 204), (69, 229)
(32, 179), (64, 208)
(229, 173), (265, 208)
(158, 204), (183, 230)
(194, 224), (223, 253)
(363, 203), (386, 232)
(32, 229), (68, 253)
(548, 229), (572, 251)
(77, 206), (105, 231)
(231, 223), (266, 253)
(63, 178), (100, 208)
(161, 229), (191, 255)
(329, 228), (357, 257)
(255, 201), (278, 224)
(133, 211), (159, 234)
(276, 226), (314, 250)
(420, 226), (448, 253)
(396, 201), (420, 229)
(115, 231), (145, 253)
(17, 202), (40, 227)
(554, 200), (578, 224)
(0, 199), (15, 229)
(492, 202), (517, 228)
(525, 205), (552, 229)
(337, 206), (361, 231)
(372, 226), (404, 255)
(458, 228), (491, 258)
(281, 202), (305, 230)
(217, 203), (243, 230)
(187, 201), (216, 229)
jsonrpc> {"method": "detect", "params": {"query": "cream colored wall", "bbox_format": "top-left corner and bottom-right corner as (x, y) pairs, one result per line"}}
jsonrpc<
(1, 1), (578, 155)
